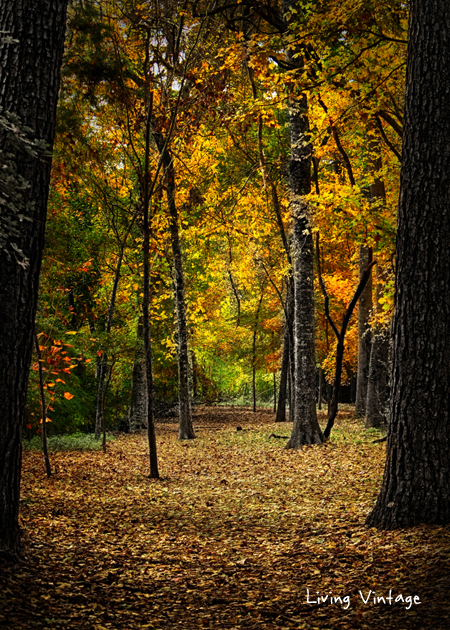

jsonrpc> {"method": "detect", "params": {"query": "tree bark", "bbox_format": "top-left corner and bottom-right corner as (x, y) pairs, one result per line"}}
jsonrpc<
(366, 0), (450, 528)
(166, 162), (195, 439)
(365, 136), (390, 429)
(365, 325), (389, 428)
(318, 367), (324, 410)
(284, 109), (322, 446)
(154, 134), (195, 439)
(128, 317), (148, 431)
(142, 105), (159, 479)
(0, 0), (68, 561)
(354, 244), (373, 417)
(275, 320), (290, 422)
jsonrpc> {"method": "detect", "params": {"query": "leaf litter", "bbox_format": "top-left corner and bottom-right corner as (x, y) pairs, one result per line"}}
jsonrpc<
(1, 407), (450, 629)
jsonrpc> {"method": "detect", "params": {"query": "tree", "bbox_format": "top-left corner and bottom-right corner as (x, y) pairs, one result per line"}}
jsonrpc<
(0, 0), (68, 559)
(366, 0), (450, 529)
(354, 244), (373, 417)
(283, 1), (324, 448)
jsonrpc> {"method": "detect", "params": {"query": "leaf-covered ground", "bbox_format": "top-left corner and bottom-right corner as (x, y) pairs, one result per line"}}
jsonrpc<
(2, 407), (450, 630)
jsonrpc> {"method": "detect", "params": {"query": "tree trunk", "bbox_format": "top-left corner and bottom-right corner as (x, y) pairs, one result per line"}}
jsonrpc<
(273, 371), (276, 413)
(354, 244), (373, 417)
(365, 326), (389, 428)
(282, 2), (323, 449)
(154, 134), (195, 440)
(318, 367), (324, 410)
(33, 332), (51, 478)
(191, 349), (198, 402)
(365, 135), (389, 429)
(142, 106), (159, 479)
(366, 0), (450, 528)
(166, 163), (195, 439)
(128, 317), (148, 431)
(95, 251), (125, 438)
(251, 289), (265, 413)
(0, 0), (68, 561)
(275, 322), (290, 422)
(95, 351), (108, 439)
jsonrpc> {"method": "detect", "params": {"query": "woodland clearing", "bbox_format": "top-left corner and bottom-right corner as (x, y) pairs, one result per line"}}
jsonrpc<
(1, 407), (449, 630)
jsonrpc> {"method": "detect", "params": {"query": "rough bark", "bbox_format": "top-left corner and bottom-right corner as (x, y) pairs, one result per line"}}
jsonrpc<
(128, 318), (148, 431)
(366, 0), (450, 528)
(0, 0), (68, 560)
(354, 244), (373, 417)
(283, 64), (323, 446)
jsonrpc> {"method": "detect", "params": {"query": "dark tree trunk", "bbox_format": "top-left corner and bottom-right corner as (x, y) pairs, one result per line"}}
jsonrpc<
(33, 332), (51, 478)
(317, 234), (376, 439)
(365, 326), (389, 428)
(273, 371), (276, 413)
(94, 252), (124, 438)
(0, 0), (68, 561)
(275, 321), (290, 422)
(354, 245), (373, 417)
(142, 107), (159, 479)
(95, 352), (108, 439)
(128, 317), (148, 431)
(252, 289), (265, 413)
(318, 367), (324, 410)
(366, 0), (450, 528)
(365, 138), (390, 429)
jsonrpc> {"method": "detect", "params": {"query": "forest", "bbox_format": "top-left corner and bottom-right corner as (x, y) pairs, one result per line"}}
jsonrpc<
(1, 0), (450, 629)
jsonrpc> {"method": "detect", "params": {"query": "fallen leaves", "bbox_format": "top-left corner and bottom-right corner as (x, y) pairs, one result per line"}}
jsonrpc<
(1, 407), (450, 629)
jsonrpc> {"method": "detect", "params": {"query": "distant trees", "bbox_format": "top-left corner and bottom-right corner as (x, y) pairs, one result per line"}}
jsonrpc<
(0, 0), (68, 559)
(367, 0), (450, 528)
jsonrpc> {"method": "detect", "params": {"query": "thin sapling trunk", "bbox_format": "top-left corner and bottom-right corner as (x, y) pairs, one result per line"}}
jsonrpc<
(33, 332), (51, 478)
(316, 234), (376, 439)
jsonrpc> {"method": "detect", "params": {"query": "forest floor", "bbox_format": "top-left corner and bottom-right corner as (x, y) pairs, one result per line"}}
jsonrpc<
(1, 407), (450, 630)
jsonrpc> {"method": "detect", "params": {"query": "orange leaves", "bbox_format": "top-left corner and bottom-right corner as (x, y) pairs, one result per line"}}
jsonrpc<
(12, 408), (447, 630)
(63, 392), (74, 400)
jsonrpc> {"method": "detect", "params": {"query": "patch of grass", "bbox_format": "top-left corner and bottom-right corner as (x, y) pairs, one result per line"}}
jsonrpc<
(23, 432), (115, 452)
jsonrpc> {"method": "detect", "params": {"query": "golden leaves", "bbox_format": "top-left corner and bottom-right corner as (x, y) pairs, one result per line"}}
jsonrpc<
(7, 408), (450, 629)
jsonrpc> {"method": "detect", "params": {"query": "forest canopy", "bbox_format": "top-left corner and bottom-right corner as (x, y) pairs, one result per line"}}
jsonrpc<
(27, 0), (404, 437)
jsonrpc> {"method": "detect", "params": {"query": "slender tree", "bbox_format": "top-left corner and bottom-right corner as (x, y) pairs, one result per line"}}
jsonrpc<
(0, 0), (68, 560)
(128, 317), (148, 431)
(365, 136), (390, 428)
(354, 244), (373, 417)
(367, 0), (450, 528)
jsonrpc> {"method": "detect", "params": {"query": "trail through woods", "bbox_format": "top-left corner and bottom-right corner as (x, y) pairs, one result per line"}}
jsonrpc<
(1, 408), (449, 629)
